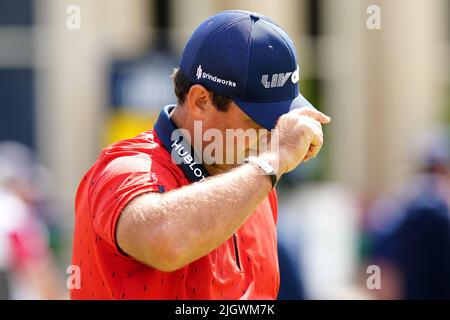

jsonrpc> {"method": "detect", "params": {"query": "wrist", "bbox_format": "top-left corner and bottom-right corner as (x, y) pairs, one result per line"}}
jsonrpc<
(256, 152), (285, 181)
(244, 154), (282, 189)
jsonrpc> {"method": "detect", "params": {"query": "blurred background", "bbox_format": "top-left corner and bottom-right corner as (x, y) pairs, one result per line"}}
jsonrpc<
(0, 0), (449, 299)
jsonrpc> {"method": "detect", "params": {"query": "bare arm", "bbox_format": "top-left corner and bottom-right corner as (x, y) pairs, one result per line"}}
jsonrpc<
(116, 107), (330, 272)
(117, 161), (274, 272)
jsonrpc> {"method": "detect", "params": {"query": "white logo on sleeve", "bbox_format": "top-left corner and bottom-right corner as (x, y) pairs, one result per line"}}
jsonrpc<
(261, 65), (299, 88)
(195, 65), (236, 87)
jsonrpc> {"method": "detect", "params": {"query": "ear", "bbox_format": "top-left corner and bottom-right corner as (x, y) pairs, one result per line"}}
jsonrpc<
(186, 84), (213, 120)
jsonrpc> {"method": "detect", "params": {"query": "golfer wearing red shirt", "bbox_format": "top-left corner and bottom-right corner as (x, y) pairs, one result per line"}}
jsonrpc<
(71, 10), (330, 300)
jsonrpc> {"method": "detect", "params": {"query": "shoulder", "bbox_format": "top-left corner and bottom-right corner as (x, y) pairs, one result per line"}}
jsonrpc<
(99, 130), (166, 163)
(95, 130), (176, 174)
(81, 130), (186, 195)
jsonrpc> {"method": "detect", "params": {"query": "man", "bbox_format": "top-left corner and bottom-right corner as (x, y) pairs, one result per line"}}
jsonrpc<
(71, 10), (330, 300)
(0, 142), (65, 299)
(368, 128), (450, 299)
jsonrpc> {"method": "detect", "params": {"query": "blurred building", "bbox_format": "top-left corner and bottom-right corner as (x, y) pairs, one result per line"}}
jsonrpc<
(0, 0), (449, 299)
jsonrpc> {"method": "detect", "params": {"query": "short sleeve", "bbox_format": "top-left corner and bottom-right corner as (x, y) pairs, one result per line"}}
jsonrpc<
(88, 151), (178, 253)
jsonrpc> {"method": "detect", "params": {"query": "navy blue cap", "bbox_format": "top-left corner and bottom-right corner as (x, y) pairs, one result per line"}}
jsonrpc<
(179, 10), (313, 129)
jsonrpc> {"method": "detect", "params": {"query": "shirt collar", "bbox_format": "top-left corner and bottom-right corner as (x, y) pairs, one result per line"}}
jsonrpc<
(153, 105), (210, 183)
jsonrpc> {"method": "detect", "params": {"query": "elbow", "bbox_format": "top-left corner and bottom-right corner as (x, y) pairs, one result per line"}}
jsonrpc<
(151, 259), (186, 273)
(150, 249), (187, 273)
(116, 202), (191, 272)
(145, 226), (190, 272)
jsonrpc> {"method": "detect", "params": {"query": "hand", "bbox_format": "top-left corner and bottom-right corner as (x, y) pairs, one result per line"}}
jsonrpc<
(260, 107), (331, 178)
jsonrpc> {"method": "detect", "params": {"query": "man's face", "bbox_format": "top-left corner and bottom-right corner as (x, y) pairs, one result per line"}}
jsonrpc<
(178, 84), (270, 171)
(200, 100), (268, 169)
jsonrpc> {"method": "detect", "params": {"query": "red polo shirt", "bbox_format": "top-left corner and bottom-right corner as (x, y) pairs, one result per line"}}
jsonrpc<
(71, 129), (279, 300)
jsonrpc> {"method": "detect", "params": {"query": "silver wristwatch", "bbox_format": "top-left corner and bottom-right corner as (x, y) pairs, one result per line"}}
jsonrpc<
(244, 156), (278, 189)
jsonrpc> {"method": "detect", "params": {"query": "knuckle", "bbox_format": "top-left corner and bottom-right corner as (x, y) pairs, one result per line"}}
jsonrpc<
(296, 121), (313, 136)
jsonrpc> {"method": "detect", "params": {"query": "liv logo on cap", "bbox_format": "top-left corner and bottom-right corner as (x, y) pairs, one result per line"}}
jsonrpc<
(261, 65), (300, 89)
(179, 10), (314, 130)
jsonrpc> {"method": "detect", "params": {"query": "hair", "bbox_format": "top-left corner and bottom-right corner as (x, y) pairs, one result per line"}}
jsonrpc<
(171, 68), (232, 112)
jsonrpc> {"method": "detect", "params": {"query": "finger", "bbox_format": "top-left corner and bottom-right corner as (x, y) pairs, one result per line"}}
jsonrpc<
(303, 145), (318, 161)
(303, 150), (313, 162)
(295, 107), (331, 124)
(308, 129), (324, 157)
(308, 143), (322, 159)
(301, 131), (323, 162)
(299, 117), (323, 136)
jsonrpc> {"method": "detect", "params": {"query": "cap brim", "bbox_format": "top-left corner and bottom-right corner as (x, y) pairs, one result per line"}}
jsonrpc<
(233, 93), (314, 130)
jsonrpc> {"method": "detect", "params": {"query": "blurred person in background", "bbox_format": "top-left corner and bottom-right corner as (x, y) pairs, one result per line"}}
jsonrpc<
(367, 127), (450, 299)
(277, 235), (306, 299)
(275, 162), (319, 299)
(0, 142), (66, 299)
